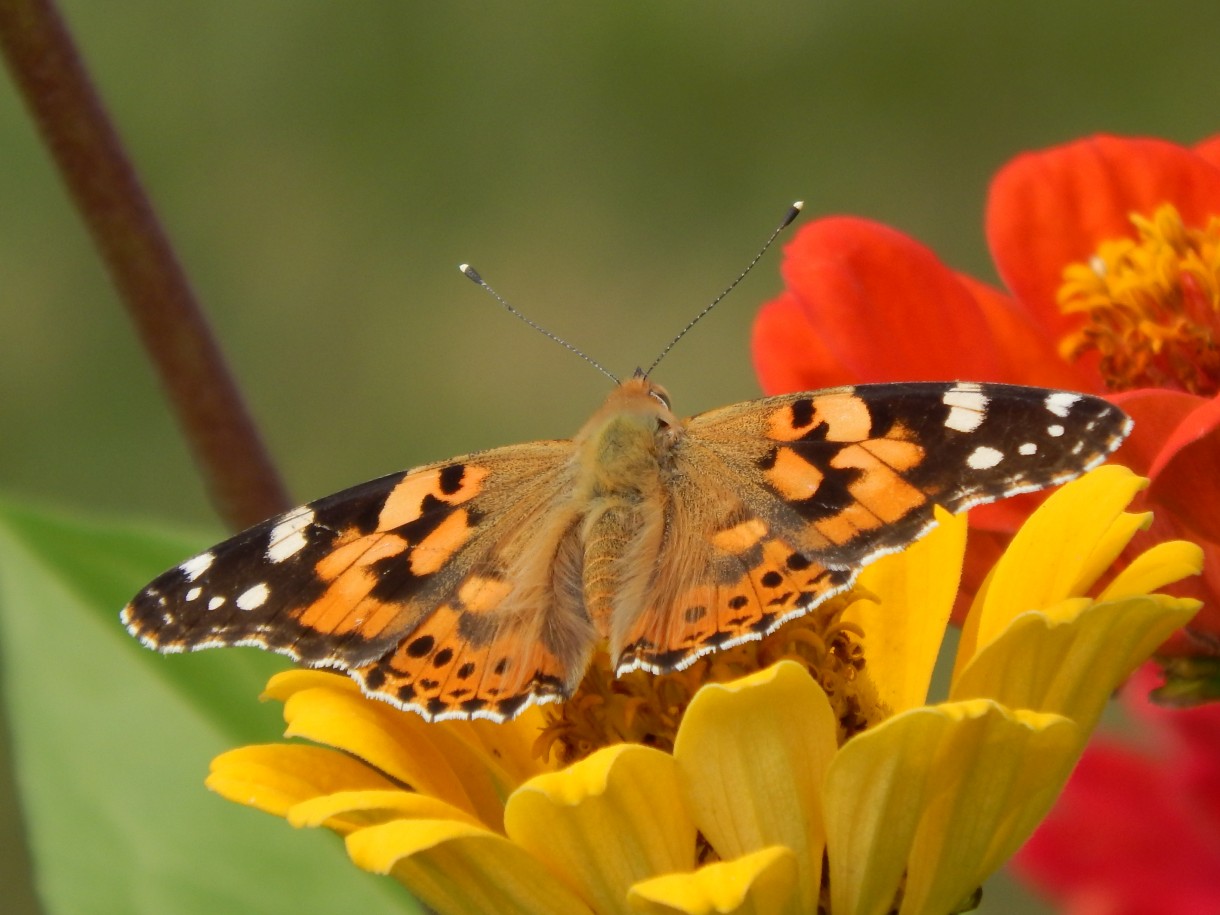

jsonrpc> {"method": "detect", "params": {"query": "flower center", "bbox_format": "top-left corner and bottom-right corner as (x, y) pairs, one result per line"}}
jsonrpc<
(534, 593), (881, 765)
(1057, 203), (1220, 394)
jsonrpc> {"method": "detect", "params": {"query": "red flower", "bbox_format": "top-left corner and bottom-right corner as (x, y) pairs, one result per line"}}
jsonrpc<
(1012, 663), (1220, 915)
(753, 134), (1220, 656)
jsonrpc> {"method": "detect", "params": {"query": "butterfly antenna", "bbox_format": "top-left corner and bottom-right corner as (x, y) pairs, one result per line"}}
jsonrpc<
(643, 200), (803, 378)
(458, 263), (620, 384)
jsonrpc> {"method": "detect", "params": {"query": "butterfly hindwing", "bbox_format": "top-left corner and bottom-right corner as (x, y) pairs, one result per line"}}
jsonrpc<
(615, 479), (854, 674)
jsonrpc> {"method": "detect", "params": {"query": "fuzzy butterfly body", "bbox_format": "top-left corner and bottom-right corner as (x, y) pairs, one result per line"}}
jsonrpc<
(122, 377), (1130, 722)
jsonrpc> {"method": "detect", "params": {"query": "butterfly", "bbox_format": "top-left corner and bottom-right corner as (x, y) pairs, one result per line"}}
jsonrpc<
(122, 373), (1131, 722)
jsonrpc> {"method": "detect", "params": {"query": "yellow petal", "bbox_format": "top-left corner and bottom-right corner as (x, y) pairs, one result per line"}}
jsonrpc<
(1069, 509), (1152, 595)
(823, 701), (1080, 915)
(504, 744), (695, 914)
(446, 709), (553, 785)
(261, 668), (359, 702)
(900, 705), (1080, 915)
(958, 466), (1147, 672)
(267, 668), (549, 785)
(951, 594), (1200, 732)
(288, 789), (483, 831)
(266, 668), (541, 811)
(672, 661), (836, 915)
(347, 818), (594, 915)
(849, 507), (965, 713)
(277, 683), (507, 828)
(627, 847), (798, 915)
(1099, 540), (1205, 602)
(207, 743), (399, 820)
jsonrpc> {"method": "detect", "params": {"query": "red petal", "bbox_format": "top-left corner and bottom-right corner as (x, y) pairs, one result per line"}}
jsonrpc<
(775, 217), (1026, 383)
(751, 291), (851, 394)
(1147, 394), (1220, 543)
(1194, 134), (1220, 167)
(1108, 389), (1205, 476)
(1107, 391), (1220, 657)
(987, 135), (1220, 341)
(1013, 739), (1220, 915)
(955, 272), (1098, 390)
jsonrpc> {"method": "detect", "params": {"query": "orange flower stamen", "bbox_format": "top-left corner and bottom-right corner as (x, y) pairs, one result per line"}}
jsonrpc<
(1058, 204), (1220, 395)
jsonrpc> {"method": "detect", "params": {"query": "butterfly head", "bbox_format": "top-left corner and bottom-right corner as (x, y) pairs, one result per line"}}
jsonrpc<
(575, 375), (680, 484)
(614, 373), (676, 425)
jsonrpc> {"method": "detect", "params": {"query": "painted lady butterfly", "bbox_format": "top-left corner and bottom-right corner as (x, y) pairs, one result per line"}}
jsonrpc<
(122, 203), (1132, 722)
(123, 374), (1130, 722)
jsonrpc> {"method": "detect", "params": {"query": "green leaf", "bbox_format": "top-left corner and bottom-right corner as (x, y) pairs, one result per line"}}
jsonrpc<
(0, 499), (419, 914)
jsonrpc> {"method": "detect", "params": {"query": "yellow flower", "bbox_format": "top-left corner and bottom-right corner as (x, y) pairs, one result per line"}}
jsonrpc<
(207, 466), (1200, 915)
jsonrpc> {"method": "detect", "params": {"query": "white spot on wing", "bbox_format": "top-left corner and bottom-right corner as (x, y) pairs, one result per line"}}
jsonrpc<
(1048, 424), (1065, 437)
(236, 583), (270, 611)
(1045, 391), (1082, 417)
(179, 552), (214, 582)
(967, 445), (1005, 469)
(185, 587), (202, 601)
(942, 387), (990, 433)
(208, 596), (226, 611)
(267, 506), (315, 563)
(1018, 442), (1037, 456)
(943, 387), (989, 410)
(944, 406), (984, 433)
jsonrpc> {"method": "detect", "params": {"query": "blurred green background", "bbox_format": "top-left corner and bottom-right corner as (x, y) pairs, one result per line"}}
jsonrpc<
(4, 2), (1220, 912)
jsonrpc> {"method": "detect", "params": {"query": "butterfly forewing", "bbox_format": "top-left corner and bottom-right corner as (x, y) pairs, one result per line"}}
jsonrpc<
(122, 441), (575, 678)
(689, 382), (1130, 567)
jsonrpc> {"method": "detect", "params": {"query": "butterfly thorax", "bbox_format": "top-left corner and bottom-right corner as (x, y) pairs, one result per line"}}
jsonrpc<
(573, 378), (679, 639)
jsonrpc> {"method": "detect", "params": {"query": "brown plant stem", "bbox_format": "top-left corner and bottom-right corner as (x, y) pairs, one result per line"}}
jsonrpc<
(0, 0), (291, 530)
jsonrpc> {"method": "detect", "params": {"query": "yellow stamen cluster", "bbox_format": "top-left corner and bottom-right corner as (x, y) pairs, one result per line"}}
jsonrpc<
(536, 592), (880, 764)
(1058, 203), (1220, 394)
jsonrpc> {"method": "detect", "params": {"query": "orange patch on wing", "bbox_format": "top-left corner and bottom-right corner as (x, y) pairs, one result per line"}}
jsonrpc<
(297, 533), (413, 637)
(766, 403), (813, 441)
(886, 420), (919, 443)
(294, 569), (379, 633)
(817, 395), (873, 442)
(859, 437), (926, 472)
(765, 447), (826, 500)
(409, 509), (473, 576)
(712, 517), (768, 553)
(377, 464), (489, 529)
(315, 533), (407, 582)
(815, 503), (883, 545)
(769, 393), (873, 442)
(835, 443), (927, 523)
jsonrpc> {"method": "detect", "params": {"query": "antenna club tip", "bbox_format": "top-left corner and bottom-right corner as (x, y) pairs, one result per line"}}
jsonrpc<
(792, 200), (804, 211)
(781, 201), (804, 228)
(459, 263), (483, 284)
